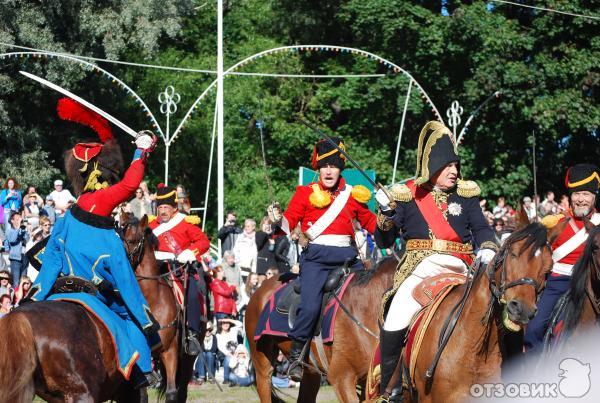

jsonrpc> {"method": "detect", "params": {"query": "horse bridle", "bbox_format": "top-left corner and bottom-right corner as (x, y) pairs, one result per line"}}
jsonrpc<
(120, 221), (146, 269)
(487, 244), (548, 304)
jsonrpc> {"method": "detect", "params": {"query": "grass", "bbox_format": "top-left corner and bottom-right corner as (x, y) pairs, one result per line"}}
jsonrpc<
(147, 383), (339, 402)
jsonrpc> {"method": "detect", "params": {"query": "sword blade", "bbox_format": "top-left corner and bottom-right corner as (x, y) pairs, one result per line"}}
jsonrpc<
(297, 117), (379, 189)
(20, 71), (138, 138)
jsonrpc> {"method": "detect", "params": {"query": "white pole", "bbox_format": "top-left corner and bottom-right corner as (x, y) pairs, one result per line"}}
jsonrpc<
(203, 99), (218, 231)
(217, 0), (224, 254)
(165, 110), (170, 185)
(392, 79), (413, 184)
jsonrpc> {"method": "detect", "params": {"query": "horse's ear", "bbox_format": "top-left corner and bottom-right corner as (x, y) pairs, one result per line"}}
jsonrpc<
(140, 214), (149, 229)
(514, 203), (530, 230)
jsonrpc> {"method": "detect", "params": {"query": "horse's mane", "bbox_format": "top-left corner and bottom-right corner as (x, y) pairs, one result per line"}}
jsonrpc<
(477, 222), (548, 356)
(561, 225), (600, 337)
(353, 256), (396, 286)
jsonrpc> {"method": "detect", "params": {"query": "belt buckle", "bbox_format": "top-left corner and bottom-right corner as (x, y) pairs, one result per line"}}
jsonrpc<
(431, 239), (446, 251)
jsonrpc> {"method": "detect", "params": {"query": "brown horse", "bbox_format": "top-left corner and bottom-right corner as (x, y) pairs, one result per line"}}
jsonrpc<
(405, 223), (560, 402)
(120, 212), (201, 403)
(245, 257), (397, 402)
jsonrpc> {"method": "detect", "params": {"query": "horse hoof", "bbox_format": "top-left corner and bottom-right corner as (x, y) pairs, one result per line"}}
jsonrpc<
(166, 390), (178, 402)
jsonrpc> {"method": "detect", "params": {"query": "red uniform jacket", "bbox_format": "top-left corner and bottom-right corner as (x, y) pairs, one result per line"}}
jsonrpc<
(77, 159), (145, 217)
(281, 178), (376, 236)
(552, 211), (596, 266)
(209, 278), (238, 315)
(149, 213), (210, 261)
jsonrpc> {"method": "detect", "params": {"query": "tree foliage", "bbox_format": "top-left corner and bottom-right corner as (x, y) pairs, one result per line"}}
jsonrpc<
(0, 0), (598, 234)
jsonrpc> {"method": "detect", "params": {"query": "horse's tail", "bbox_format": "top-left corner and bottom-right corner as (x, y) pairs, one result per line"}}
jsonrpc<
(0, 312), (37, 403)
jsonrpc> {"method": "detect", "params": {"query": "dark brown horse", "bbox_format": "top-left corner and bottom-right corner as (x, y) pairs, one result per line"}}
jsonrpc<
(245, 257), (397, 402)
(405, 223), (560, 402)
(0, 213), (198, 402)
(120, 212), (201, 403)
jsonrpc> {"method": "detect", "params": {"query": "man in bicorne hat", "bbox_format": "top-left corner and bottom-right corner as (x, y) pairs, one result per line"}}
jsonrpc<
(374, 121), (497, 401)
(268, 137), (377, 381)
(29, 98), (161, 387)
(149, 184), (211, 354)
(524, 164), (600, 354)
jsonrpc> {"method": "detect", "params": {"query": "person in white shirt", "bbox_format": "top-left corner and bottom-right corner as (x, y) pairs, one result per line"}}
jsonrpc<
(216, 318), (243, 384)
(232, 219), (257, 278)
(48, 179), (75, 216)
(228, 344), (253, 386)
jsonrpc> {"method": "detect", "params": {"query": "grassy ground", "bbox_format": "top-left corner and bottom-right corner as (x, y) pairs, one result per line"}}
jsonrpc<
(148, 383), (339, 402)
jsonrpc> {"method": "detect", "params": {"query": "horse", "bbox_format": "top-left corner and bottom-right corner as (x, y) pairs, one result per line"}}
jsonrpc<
(245, 257), (397, 402)
(120, 212), (202, 403)
(542, 219), (600, 354)
(404, 223), (560, 402)
(0, 213), (196, 403)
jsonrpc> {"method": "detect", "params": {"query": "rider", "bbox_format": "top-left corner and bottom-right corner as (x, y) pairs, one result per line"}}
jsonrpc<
(148, 184), (211, 355)
(524, 163), (600, 354)
(374, 121), (498, 401)
(28, 98), (161, 387)
(268, 137), (376, 381)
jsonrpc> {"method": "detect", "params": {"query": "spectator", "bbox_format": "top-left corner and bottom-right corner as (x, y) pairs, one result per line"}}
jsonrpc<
(39, 216), (52, 238)
(195, 321), (218, 384)
(493, 218), (510, 245)
(43, 195), (57, 225)
(274, 228), (301, 274)
(228, 345), (254, 386)
(540, 191), (558, 217)
(255, 216), (276, 281)
(209, 266), (238, 320)
(222, 251), (243, 294)
(217, 211), (242, 257)
(492, 196), (507, 218)
(129, 187), (152, 219)
(13, 275), (32, 306)
(1, 177), (23, 231)
(272, 350), (297, 388)
(522, 196), (537, 222)
(265, 267), (278, 280)
(24, 192), (45, 229)
(49, 179), (75, 217)
(6, 211), (29, 286)
(233, 218), (257, 279)
(0, 270), (13, 301)
(139, 181), (156, 215)
(0, 293), (12, 318)
(176, 184), (192, 214)
(557, 194), (570, 214)
(238, 273), (259, 314)
(216, 318), (243, 385)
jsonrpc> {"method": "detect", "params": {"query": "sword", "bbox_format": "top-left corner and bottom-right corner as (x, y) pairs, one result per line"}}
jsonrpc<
(297, 117), (396, 207)
(19, 71), (138, 138)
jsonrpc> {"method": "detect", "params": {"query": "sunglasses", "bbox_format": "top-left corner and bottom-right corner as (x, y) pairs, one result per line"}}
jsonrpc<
(0, 277), (9, 280)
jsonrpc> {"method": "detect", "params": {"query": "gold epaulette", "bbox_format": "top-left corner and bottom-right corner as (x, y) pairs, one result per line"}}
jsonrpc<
(351, 184), (371, 204)
(456, 179), (481, 198)
(389, 183), (413, 202)
(148, 214), (157, 223)
(541, 214), (564, 229)
(185, 215), (201, 225)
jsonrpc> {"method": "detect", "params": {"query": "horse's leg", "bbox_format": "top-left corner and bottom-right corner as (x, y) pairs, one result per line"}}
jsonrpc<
(160, 342), (179, 403)
(176, 353), (197, 403)
(296, 369), (322, 403)
(250, 338), (279, 403)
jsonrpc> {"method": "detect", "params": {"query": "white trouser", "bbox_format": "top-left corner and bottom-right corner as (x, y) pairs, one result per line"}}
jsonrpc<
(383, 253), (468, 331)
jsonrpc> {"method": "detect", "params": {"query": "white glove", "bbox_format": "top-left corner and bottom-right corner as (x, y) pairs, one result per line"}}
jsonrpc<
(267, 202), (282, 224)
(476, 248), (496, 265)
(375, 188), (393, 212)
(135, 133), (154, 150)
(177, 249), (197, 264)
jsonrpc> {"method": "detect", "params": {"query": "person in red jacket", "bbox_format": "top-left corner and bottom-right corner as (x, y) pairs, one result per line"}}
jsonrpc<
(149, 185), (211, 354)
(209, 266), (238, 320)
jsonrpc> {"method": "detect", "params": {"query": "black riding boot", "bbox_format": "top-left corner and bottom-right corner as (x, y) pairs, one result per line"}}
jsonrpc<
(186, 330), (202, 356)
(379, 328), (408, 399)
(287, 340), (305, 382)
(132, 367), (162, 389)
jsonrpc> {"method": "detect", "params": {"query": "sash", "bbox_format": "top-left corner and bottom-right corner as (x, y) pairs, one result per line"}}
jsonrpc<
(305, 184), (353, 241)
(152, 212), (186, 237)
(407, 180), (461, 243)
(552, 213), (600, 263)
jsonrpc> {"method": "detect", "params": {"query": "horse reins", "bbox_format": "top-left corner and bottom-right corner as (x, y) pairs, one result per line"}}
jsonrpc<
(487, 247), (543, 304)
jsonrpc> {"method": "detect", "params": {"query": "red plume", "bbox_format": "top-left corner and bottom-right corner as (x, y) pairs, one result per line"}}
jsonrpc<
(57, 97), (113, 142)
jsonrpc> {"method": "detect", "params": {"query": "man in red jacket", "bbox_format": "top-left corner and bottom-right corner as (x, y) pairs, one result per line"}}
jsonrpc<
(149, 184), (211, 354)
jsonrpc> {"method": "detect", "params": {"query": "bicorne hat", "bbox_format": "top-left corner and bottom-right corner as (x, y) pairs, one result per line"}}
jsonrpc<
(414, 121), (459, 185)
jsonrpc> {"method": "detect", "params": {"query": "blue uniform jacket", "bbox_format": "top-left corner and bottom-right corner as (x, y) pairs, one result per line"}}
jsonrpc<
(30, 207), (154, 331)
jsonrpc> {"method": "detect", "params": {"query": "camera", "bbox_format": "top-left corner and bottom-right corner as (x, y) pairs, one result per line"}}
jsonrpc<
(19, 224), (26, 230)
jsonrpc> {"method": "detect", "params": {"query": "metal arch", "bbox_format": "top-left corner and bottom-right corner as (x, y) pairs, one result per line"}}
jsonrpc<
(169, 44), (444, 144)
(0, 51), (164, 138)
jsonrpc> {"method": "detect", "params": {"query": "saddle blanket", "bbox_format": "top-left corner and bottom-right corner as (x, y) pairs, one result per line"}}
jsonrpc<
(254, 273), (355, 343)
(48, 292), (146, 379)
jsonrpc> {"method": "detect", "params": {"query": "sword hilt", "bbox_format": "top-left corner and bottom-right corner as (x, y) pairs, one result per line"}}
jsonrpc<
(376, 182), (397, 210)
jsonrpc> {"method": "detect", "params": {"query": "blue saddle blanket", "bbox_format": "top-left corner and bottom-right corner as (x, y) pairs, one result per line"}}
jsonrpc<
(253, 273), (354, 343)
(48, 292), (145, 379)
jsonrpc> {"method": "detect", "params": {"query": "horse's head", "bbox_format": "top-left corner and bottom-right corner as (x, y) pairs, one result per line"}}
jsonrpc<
(487, 222), (555, 332)
(119, 212), (155, 269)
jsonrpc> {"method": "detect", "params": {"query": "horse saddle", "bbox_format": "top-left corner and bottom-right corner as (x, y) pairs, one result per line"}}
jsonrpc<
(276, 266), (349, 329)
(412, 273), (466, 307)
(52, 276), (98, 295)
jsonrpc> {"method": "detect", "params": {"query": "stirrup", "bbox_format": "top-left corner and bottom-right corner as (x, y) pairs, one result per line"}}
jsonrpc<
(185, 332), (202, 355)
(287, 359), (304, 382)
